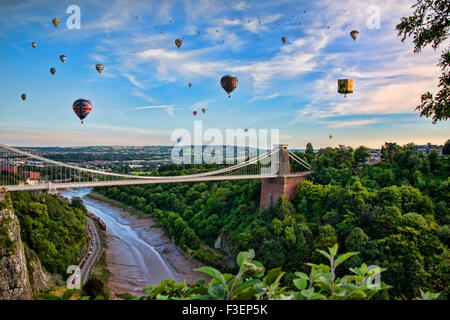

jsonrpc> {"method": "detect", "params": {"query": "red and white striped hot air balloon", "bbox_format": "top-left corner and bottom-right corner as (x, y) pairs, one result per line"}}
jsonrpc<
(73, 99), (93, 124)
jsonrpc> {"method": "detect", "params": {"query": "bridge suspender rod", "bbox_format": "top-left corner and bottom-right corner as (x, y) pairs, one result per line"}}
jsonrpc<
(0, 144), (279, 183)
(288, 151), (311, 171)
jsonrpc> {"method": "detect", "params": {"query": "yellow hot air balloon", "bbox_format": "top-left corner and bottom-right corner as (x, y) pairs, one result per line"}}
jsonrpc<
(52, 18), (60, 28)
(329, 134), (333, 140)
(338, 79), (353, 97)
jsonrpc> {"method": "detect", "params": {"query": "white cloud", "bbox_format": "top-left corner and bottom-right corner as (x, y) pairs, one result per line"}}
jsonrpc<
(250, 93), (280, 102)
(124, 74), (145, 89)
(323, 119), (380, 128)
(132, 91), (157, 103)
(233, 1), (249, 11)
(134, 105), (175, 116)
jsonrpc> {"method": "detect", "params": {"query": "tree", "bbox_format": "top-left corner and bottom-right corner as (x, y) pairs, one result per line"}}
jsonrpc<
(381, 142), (400, 163)
(443, 139), (450, 155)
(396, 0), (450, 123)
(305, 143), (315, 163)
(355, 146), (370, 165)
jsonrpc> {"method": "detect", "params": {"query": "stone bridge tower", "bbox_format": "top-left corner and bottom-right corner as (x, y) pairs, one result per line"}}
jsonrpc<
(260, 144), (310, 210)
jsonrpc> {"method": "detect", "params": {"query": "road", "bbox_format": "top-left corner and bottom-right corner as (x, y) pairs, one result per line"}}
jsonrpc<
(80, 216), (102, 284)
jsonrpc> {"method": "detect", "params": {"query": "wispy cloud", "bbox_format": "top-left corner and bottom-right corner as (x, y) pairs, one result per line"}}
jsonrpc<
(233, 1), (249, 11)
(323, 119), (380, 128)
(124, 74), (145, 89)
(250, 93), (280, 102)
(134, 105), (175, 116)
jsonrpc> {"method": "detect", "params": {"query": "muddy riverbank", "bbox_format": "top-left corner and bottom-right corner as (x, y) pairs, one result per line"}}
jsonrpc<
(60, 188), (203, 299)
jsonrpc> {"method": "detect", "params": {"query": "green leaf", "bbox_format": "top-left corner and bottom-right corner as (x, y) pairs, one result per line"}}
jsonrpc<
(334, 251), (359, 268)
(263, 268), (284, 286)
(293, 278), (307, 291)
(142, 284), (156, 294)
(208, 284), (226, 299)
(237, 249), (256, 268)
(116, 293), (138, 300)
(329, 243), (338, 257)
(361, 263), (368, 274)
(316, 249), (331, 261)
(294, 272), (309, 280)
(194, 266), (226, 286)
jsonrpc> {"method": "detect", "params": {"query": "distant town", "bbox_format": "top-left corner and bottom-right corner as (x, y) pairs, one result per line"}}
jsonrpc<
(0, 143), (445, 187)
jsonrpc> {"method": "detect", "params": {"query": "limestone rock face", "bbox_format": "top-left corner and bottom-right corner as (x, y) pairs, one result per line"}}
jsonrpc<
(214, 234), (236, 269)
(0, 191), (53, 300)
(25, 247), (53, 296)
(0, 192), (33, 300)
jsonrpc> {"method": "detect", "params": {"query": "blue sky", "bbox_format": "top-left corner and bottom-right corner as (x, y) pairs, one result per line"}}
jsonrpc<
(0, 0), (448, 148)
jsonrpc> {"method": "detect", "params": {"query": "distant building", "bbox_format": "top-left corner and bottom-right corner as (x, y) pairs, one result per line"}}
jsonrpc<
(416, 143), (443, 156)
(26, 179), (39, 185)
(0, 165), (18, 173)
(368, 149), (382, 164)
(24, 171), (40, 180)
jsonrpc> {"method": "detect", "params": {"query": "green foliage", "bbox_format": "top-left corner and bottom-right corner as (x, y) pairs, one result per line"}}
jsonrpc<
(119, 244), (443, 300)
(9, 192), (88, 275)
(97, 142), (449, 299)
(82, 278), (107, 300)
(396, 0), (449, 123)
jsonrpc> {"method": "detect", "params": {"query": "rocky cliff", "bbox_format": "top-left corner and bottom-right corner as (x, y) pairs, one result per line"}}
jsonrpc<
(0, 190), (52, 299)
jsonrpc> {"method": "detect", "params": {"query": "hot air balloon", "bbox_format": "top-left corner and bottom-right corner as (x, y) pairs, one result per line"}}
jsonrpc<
(188, 82), (192, 88)
(21, 93), (27, 101)
(50, 67), (56, 75)
(329, 134), (333, 139)
(73, 99), (93, 124)
(95, 64), (104, 74)
(350, 30), (359, 41)
(220, 74), (238, 98)
(338, 79), (353, 97)
(31, 42), (37, 48)
(175, 39), (183, 48)
(281, 36), (287, 44)
(60, 55), (66, 63)
(202, 107), (206, 114)
(193, 110), (198, 116)
(52, 18), (60, 28)
(245, 128), (248, 132)
(169, 19), (173, 23)
(177, 137), (182, 143)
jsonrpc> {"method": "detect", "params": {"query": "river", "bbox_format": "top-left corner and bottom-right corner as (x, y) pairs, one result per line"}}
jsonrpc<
(59, 188), (203, 298)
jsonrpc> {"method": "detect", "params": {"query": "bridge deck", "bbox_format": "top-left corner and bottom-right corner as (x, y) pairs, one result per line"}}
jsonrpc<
(3, 172), (312, 191)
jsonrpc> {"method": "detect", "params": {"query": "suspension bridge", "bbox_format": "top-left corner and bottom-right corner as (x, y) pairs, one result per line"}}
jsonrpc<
(0, 143), (312, 209)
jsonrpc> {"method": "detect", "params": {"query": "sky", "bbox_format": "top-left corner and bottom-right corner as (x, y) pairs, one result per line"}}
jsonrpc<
(0, 0), (448, 149)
